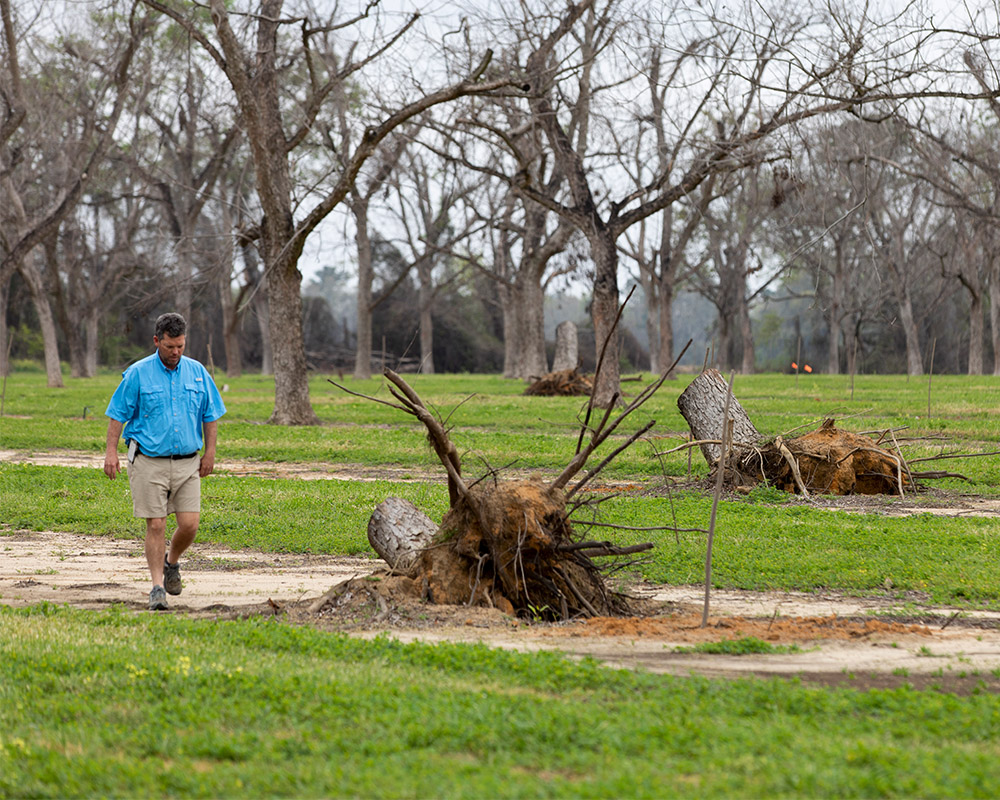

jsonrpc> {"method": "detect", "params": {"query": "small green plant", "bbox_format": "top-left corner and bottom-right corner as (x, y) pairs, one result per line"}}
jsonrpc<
(674, 637), (801, 655)
(741, 483), (791, 504)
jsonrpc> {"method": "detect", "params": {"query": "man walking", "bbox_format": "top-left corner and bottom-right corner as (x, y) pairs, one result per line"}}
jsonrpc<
(103, 313), (227, 610)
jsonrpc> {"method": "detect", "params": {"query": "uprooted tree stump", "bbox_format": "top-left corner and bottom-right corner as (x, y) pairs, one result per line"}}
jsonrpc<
(677, 369), (907, 495)
(321, 355), (694, 620)
(369, 483), (636, 618)
(524, 367), (592, 397)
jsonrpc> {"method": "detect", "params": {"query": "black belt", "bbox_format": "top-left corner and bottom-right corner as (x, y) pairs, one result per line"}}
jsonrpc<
(138, 447), (197, 460)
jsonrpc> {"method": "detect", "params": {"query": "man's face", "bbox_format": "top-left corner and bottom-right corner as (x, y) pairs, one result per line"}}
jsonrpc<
(154, 333), (185, 369)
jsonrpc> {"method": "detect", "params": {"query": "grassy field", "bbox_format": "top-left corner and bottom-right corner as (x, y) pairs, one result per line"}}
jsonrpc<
(3, 366), (1000, 482)
(3, 366), (1000, 797)
(3, 604), (1000, 799)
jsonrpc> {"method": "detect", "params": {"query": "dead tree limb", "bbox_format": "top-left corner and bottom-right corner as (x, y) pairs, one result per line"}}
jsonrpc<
(552, 339), (692, 492)
(775, 435), (809, 497)
(908, 449), (1000, 464)
(383, 369), (468, 505)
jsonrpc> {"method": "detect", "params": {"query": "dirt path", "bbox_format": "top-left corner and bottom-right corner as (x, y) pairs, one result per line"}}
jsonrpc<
(4, 528), (1000, 693)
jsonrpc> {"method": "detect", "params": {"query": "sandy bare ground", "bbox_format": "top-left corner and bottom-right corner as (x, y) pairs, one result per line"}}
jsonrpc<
(5, 449), (1000, 692)
(4, 528), (1000, 693)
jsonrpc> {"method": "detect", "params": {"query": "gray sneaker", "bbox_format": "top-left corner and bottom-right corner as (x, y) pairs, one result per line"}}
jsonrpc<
(163, 558), (182, 596)
(149, 585), (168, 611)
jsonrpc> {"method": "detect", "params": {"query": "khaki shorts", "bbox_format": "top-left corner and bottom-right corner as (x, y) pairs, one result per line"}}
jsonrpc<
(127, 453), (201, 518)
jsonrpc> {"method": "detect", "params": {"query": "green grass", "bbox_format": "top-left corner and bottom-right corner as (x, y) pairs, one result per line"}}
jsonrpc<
(673, 637), (802, 655)
(3, 369), (1000, 485)
(3, 604), (1000, 799)
(5, 367), (1000, 797)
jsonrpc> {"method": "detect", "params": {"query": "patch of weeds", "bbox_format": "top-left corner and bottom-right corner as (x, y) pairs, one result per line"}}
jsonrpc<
(892, 667), (910, 677)
(738, 483), (791, 505)
(673, 637), (801, 655)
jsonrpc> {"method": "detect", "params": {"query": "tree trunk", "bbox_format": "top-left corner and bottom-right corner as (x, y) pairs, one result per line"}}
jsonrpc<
(991, 256), (1000, 376)
(551, 320), (579, 371)
(643, 277), (660, 374)
(19, 260), (63, 388)
(885, 258), (923, 376)
(367, 496), (437, 574)
(677, 368), (761, 465)
(83, 307), (99, 378)
(739, 299), (755, 375)
(417, 258), (434, 374)
(174, 234), (195, 328)
(897, 291), (924, 376)
(827, 248), (845, 374)
(657, 274), (676, 377)
(265, 229), (318, 424)
(967, 287), (984, 375)
(589, 234), (621, 406)
(0, 282), (8, 377)
(353, 199), (374, 380)
(501, 276), (548, 379)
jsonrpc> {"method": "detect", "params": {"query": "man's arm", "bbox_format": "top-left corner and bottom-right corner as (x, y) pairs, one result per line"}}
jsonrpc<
(104, 419), (124, 479)
(199, 419), (218, 478)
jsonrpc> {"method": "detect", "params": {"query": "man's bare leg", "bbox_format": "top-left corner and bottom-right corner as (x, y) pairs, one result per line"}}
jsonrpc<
(168, 512), (200, 565)
(145, 517), (168, 586)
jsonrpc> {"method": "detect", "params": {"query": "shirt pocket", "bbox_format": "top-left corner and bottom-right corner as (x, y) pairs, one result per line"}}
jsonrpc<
(184, 383), (206, 415)
(139, 387), (165, 417)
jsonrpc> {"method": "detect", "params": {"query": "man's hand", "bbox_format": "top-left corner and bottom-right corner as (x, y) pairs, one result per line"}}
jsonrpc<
(200, 420), (218, 478)
(199, 452), (215, 478)
(104, 419), (125, 480)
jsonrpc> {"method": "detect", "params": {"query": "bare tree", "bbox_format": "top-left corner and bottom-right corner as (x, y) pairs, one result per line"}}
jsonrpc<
(141, 0), (510, 423)
(689, 166), (793, 374)
(46, 170), (151, 377)
(459, 0), (936, 403)
(128, 39), (240, 335)
(385, 138), (486, 374)
(0, 0), (149, 381)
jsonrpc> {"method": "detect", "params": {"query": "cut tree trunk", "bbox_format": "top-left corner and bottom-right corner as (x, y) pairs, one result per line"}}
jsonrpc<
(677, 368), (761, 465)
(551, 320), (579, 372)
(367, 497), (437, 573)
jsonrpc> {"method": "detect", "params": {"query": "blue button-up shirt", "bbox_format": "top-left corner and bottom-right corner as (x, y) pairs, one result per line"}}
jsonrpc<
(105, 353), (227, 457)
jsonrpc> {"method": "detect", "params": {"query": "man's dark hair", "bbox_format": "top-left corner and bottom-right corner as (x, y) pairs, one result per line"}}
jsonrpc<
(155, 313), (187, 339)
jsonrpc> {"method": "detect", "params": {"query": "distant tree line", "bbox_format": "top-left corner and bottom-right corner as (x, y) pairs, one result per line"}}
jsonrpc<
(3, 0), (1000, 423)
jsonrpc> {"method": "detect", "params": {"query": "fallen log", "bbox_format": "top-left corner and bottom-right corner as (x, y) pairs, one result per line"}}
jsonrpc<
(323, 370), (652, 620)
(320, 325), (692, 621)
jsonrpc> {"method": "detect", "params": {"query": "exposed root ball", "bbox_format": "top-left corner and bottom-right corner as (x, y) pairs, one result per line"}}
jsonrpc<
(722, 419), (907, 495)
(524, 368), (592, 397)
(417, 481), (633, 620)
